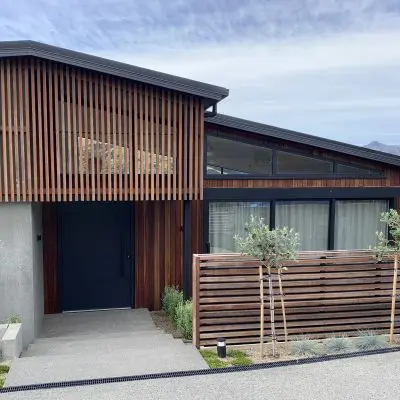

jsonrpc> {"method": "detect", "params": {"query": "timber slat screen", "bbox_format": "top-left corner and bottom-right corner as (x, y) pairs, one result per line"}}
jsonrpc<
(192, 251), (398, 348)
(0, 57), (203, 201)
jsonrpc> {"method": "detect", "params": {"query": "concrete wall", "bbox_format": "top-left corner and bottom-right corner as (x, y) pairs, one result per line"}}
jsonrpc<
(0, 203), (44, 348)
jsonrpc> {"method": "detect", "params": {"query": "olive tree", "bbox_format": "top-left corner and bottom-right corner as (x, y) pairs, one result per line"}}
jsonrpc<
(234, 215), (300, 357)
(373, 209), (400, 343)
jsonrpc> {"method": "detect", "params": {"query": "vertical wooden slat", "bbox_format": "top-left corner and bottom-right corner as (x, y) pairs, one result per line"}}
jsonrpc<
(178, 94), (183, 201)
(139, 86), (144, 201)
(144, 86), (149, 201)
(123, 81), (128, 201)
(41, 61), (49, 201)
(72, 69), (79, 201)
(173, 93), (177, 200)
(89, 75), (95, 201)
(128, 83), (133, 200)
(106, 77), (112, 201)
(13, 60), (20, 201)
(149, 88), (156, 201)
(155, 89), (160, 200)
(77, 70), (84, 201)
(66, 67), (73, 201)
(199, 99), (204, 200)
(100, 75), (106, 201)
(189, 97), (194, 200)
(83, 73), (89, 200)
(53, 64), (60, 201)
(167, 93), (171, 201)
(193, 99), (199, 200)
(117, 79), (123, 200)
(7, 61), (15, 201)
(25, 61), (33, 201)
(18, 59), (26, 201)
(183, 98), (188, 200)
(36, 60), (44, 201)
(161, 91), (165, 201)
(112, 78), (117, 201)
(60, 67), (67, 201)
(48, 62), (55, 201)
(133, 84), (138, 201)
(0, 62), (7, 201)
(95, 77), (100, 200)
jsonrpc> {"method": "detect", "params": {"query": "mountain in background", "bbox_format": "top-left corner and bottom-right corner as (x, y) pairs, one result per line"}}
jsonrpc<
(365, 141), (400, 156)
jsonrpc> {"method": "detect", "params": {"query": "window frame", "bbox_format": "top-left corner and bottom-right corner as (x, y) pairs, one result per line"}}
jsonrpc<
(204, 193), (394, 253)
(204, 132), (385, 180)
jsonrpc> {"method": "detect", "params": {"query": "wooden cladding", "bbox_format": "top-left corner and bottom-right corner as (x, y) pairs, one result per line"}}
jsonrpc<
(192, 252), (398, 347)
(135, 200), (183, 310)
(0, 57), (204, 202)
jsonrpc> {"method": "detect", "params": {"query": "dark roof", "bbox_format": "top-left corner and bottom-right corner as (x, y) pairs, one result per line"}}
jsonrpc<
(0, 40), (229, 107)
(205, 113), (400, 168)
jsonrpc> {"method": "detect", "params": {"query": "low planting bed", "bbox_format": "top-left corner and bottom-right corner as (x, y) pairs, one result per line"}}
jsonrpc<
(201, 331), (400, 367)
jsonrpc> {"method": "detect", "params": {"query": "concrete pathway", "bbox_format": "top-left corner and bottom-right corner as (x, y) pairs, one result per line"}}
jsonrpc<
(4, 309), (206, 386)
(2, 352), (400, 399)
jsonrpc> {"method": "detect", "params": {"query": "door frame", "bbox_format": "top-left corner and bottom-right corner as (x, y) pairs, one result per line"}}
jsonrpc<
(57, 202), (135, 312)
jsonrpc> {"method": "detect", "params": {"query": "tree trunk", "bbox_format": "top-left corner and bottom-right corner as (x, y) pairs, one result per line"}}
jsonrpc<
(278, 269), (288, 343)
(259, 264), (265, 358)
(390, 254), (398, 344)
(268, 266), (277, 356)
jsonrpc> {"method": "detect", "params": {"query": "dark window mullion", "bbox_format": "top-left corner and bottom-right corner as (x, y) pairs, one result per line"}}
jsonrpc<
(328, 199), (336, 250)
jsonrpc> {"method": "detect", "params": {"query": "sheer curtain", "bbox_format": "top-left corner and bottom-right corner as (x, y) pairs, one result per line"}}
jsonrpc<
(209, 202), (270, 253)
(334, 200), (388, 250)
(275, 201), (329, 250)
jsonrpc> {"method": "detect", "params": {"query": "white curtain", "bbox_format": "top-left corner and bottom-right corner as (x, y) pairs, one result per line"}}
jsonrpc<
(275, 201), (329, 250)
(334, 200), (388, 250)
(209, 202), (270, 253)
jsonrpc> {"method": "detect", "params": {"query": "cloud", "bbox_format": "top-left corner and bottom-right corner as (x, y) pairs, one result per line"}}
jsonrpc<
(0, 0), (399, 144)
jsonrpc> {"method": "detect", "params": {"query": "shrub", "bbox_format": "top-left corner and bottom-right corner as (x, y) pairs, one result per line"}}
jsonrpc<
(175, 300), (193, 340)
(162, 286), (183, 321)
(325, 336), (352, 354)
(355, 330), (389, 351)
(3, 314), (22, 324)
(290, 336), (322, 357)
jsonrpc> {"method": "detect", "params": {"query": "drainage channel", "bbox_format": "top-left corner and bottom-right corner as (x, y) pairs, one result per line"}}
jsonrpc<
(1, 347), (399, 394)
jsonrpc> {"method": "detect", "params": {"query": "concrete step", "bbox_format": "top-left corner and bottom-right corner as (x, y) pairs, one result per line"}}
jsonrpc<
(23, 335), (186, 357)
(6, 345), (208, 386)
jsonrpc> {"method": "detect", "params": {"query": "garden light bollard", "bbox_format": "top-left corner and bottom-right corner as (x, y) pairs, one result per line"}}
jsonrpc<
(217, 337), (226, 358)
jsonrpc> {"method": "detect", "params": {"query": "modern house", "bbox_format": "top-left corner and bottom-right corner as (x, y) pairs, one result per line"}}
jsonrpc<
(0, 40), (399, 347)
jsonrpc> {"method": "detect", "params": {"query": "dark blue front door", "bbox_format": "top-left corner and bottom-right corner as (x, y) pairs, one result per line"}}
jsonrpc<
(59, 202), (133, 311)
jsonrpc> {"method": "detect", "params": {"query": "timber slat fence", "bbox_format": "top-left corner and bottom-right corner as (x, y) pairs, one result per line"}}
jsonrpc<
(192, 251), (398, 348)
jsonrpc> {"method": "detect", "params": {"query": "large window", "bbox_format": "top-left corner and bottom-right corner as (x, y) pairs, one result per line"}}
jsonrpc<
(209, 202), (270, 253)
(275, 201), (330, 250)
(207, 135), (272, 175)
(334, 200), (388, 250)
(208, 199), (389, 253)
(206, 134), (383, 178)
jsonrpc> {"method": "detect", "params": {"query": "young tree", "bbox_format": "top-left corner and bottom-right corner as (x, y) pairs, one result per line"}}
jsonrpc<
(234, 215), (300, 357)
(374, 209), (400, 343)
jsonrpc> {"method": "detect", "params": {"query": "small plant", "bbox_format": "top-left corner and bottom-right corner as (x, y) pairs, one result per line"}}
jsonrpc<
(355, 330), (389, 351)
(0, 375), (5, 388)
(4, 314), (21, 324)
(290, 336), (322, 357)
(200, 350), (227, 368)
(325, 336), (352, 354)
(0, 365), (10, 374)
(174, 300), (193, 340)
(162, 286), (183, 322)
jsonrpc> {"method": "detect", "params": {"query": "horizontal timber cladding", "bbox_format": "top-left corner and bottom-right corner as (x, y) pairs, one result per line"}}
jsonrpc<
(135, 200), (183, 310)
(0, 57), (204, 202)
(192, 251), (398, 348)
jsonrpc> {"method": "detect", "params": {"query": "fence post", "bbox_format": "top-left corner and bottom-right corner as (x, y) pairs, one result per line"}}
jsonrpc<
(192, 254), (200, 348)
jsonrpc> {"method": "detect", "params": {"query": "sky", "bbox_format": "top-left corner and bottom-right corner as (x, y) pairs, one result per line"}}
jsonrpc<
(0, 0), (399, 145)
